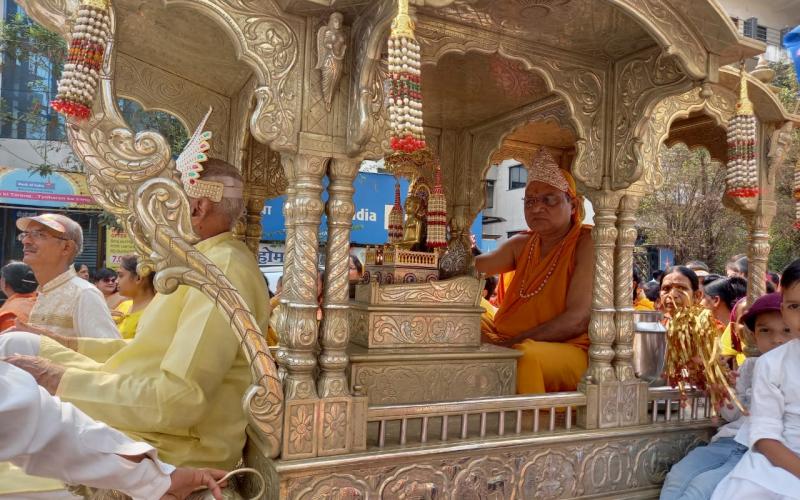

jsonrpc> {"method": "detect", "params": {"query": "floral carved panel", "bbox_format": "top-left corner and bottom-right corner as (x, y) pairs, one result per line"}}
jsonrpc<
(280, 428), (712, 498)
(351, 359), (516, 404)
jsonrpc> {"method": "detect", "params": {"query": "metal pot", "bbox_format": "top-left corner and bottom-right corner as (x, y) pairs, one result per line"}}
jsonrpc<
(633, 310), (666, 385)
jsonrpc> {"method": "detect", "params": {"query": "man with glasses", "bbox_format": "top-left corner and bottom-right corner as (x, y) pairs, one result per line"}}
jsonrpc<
(7, 213), (119, 340)
(476, 148), (593, 394)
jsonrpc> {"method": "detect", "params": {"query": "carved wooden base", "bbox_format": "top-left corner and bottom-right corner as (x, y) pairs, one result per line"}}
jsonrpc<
(272, 423), (713, 499)
(349, 344), (520, 405)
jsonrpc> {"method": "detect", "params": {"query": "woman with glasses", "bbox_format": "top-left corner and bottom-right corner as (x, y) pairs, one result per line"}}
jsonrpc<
(93, 268), (126, 312)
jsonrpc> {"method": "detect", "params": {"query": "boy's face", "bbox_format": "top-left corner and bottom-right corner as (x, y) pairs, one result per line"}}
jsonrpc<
(754, 311), (796, 354)
(782, 283), (800, 334)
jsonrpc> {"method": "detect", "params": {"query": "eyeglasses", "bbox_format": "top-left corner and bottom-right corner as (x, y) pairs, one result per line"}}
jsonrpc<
(17, 230), (68, 242)
(100, 277), (117, 283)
(522, 194), (567, 208)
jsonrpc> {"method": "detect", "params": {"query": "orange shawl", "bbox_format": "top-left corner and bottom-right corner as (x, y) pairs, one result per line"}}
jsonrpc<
(0, 292), (37, 331)
(487, 224), (591, 350)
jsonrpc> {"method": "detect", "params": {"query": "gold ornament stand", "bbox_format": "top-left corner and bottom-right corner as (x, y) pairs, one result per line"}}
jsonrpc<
(349, 276), (521, 405)
(363, 245), (440, 284)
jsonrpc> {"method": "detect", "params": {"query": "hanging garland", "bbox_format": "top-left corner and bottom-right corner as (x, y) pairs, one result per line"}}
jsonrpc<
(387, 182), (404, 244)
(665, 303), (745, 416)
(51, 0), (111, 120)
(387, 0), (425, 154)
(725, 64), (759, 198)
(426, 167), (447, 249)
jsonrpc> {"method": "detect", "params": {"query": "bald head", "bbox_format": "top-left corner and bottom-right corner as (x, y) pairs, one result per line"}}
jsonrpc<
(188, 158), (245, 237)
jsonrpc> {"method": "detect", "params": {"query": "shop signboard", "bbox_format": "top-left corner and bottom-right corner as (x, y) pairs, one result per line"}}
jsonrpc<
(261, 172), (483, 247)
(0, 167), (95, 208)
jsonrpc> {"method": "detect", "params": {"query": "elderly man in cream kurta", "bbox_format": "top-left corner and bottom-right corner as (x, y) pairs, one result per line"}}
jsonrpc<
(0, 159), (270, 496)
(5, 213), (119, 339)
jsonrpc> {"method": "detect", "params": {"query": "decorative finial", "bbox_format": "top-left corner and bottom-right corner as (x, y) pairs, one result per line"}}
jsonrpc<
(751, 54), (776, 84)
(735, 62), (754, 116)
(426, 166), (448, 249)
(388, 181), (404, 243)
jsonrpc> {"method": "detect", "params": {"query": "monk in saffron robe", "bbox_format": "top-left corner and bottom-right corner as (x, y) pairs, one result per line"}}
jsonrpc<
(477, 149), (593, 394)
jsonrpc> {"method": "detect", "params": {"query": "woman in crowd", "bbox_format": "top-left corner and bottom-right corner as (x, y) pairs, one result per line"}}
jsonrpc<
(113, 255), (156, 339)
(659, 266), (702, 323)
(0, 262), (37, 331)
(634, 268), (655, 311)
(94, 267), (126, 311)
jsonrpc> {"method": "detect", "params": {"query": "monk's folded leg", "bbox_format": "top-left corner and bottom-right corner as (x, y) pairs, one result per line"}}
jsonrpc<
(514, 339), (588, 393)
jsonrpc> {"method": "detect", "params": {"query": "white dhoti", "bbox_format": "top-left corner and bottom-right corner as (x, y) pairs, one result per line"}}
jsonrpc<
(711, 450), (800, 499)
(0, 331), (41, 357)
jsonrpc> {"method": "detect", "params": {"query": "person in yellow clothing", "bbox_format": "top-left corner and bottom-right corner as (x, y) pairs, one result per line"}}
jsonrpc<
(477, 149), (593, 394)
(700, 276), (748, 367)
(113, 254), (156, 339)
(0, 159), (270, 473)
(633, 268), (655, 311)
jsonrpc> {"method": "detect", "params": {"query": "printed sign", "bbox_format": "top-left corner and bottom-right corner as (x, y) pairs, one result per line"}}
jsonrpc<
(105, 228), (136, 269)
(0, 167), (95, 208)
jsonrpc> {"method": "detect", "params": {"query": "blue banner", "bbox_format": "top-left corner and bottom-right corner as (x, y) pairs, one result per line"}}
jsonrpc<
(261, 172), (483, 247)
(784, 25), (800, 86)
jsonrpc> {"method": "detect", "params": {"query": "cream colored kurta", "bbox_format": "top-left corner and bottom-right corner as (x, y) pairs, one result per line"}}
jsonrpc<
(29, 268), (119, 339)
(0, 362), (173, 500)
(40, 232), (270, 469)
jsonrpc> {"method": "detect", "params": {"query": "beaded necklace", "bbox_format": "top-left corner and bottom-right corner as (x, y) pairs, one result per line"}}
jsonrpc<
(518, 235), (567, 300)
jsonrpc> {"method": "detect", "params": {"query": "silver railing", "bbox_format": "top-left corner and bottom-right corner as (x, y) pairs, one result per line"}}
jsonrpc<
(648, 386), (712, 423)
(367, 392), (586, 448)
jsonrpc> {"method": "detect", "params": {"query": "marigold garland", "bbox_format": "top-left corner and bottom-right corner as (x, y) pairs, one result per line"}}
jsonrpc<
(51, 0), (111, 119)
(665, 304), (745, 416)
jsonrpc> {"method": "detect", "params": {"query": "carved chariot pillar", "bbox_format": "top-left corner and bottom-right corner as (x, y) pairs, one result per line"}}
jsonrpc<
(613, 194), (641, 382)
(318, 158), (359, 397)
(585, 189), (620, 385)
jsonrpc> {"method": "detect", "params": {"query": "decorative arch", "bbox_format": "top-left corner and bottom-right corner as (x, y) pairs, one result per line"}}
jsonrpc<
(466, 97), (576, 219)
(416, 37), (604, 189)
(638, 84), (735, 190)
(160, 0), (305, 152)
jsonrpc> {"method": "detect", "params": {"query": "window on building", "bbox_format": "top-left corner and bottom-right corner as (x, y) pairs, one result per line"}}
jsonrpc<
(508, 164), (527, 190)
(742, 17), (767, 42)
(485, 180), (495, 208)
(0, 2), (66, 141)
